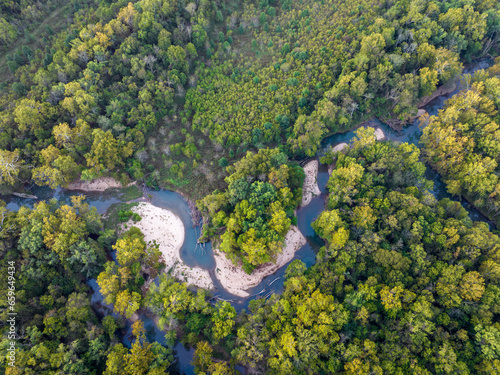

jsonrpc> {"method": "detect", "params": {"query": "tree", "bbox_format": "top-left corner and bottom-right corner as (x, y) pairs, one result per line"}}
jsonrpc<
(0, 17), (16, 46)
(211, 301), (236, 343)
(193, 341), (213, 373)
(167, 45), (187, 72)
(198, 149), (303, 269)
(192, 25), (206, 49)
(97, 262), (120, 304)
(218, 157), (228, 168)
(53, 121), (92, 154)
(114, 235), (145, 266)
(102, 316), (118, 340)
(459, 271), (485, 301)
(360, 33), (386, 60)
(186, 42), (197, 59)
(114, 290), (141, 318)
(380, 285), (404, 317)
(84, 129), (134, 180)
(351, 205), (377, 230)
(0, 149), (23, 185)
(475, 325), (500, 360)
(312, 210), (349, 251)
(419, 67), (439, 97)
(13, 99), (45, 133)
(32, 153), (80, 189)
(117, 2), (137, 28)
(433, 47), (462, 84)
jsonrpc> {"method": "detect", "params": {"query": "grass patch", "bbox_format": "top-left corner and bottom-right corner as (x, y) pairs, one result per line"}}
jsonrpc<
(116, 184), (143, 201)
(103, 202), (139, 233)
(118, 209), (141, 223)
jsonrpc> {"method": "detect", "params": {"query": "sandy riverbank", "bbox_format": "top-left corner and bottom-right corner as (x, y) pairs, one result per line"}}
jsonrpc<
(213, 225), (306, 298)
(301, 160), (321, 207)
(327, 143), (349, 175)
(67, 177), (135, 192)
(126, 202), (214, 290)
(374, 127), (385, 141)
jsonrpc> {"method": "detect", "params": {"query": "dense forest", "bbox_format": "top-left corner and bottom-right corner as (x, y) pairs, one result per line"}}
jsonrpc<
(3, 133), (500, 373)
(0, 0), (499, 197)
(0, 198), (173, 374)
(1, 0), (500, 374)
(421, 59), (500, 226)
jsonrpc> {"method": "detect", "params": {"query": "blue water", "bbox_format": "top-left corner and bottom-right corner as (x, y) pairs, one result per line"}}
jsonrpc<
(149, 191), (215, 269)
(174, 343), (195, 375)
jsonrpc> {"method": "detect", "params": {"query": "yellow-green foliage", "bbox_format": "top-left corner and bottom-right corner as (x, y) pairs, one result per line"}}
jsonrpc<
(198, 148), (304, 272)
(186, 0), (494, 156)
(421, 59), (500, 225)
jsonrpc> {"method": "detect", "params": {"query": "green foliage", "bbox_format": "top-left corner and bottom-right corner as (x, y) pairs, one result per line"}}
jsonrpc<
(0, 0), (498, 200)
(421, 58), (500, 226)
(97, 226), (161, 317)
(198, 149), (304, 271)
(0, 0), (227, 193)
(218, 157), (229, 168)
(193, 341), (238, 374)
(102, 202), (139, 234)
(0, 197), (110, 374)
(146, 274), (235, 348)
(0, 0), (499, 371)
(118, 209), (141, 223)
(184, 0), (495, 159)
(232, 133), (500, 374)
(103, 321), (173, 375)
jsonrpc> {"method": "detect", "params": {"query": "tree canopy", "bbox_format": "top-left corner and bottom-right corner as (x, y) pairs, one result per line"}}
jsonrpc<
(231, 131), (500, 374)
(421, 58), (500, 226)
(197, 148), (304, 272)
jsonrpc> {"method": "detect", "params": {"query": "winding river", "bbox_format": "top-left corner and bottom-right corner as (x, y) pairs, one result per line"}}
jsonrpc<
(3, 59), (494, 374)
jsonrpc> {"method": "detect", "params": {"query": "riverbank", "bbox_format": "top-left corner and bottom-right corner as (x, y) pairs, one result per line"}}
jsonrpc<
(417, 80), (458, 108)
(213, 225), (306, 297)
(301, 160), (321, 207)
(67, 177), (135, 192)
(327, 143), (348, 175)
(126, 202), (214, 290)
(374, 127), (385, 141)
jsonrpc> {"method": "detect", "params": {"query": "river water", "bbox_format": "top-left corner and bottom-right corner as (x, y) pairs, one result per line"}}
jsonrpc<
(3, 59), (494, 374)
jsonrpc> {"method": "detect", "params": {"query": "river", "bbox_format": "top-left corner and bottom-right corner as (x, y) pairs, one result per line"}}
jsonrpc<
(2, 59), (494, 374)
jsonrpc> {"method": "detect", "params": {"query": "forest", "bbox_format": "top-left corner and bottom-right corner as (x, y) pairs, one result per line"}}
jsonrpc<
(0, 0), (500, 374)
(421, 62), (500, 226)
(0, 198), (173, 374)
(4, 131), (500, 374)
(0, 0), (498, 197)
